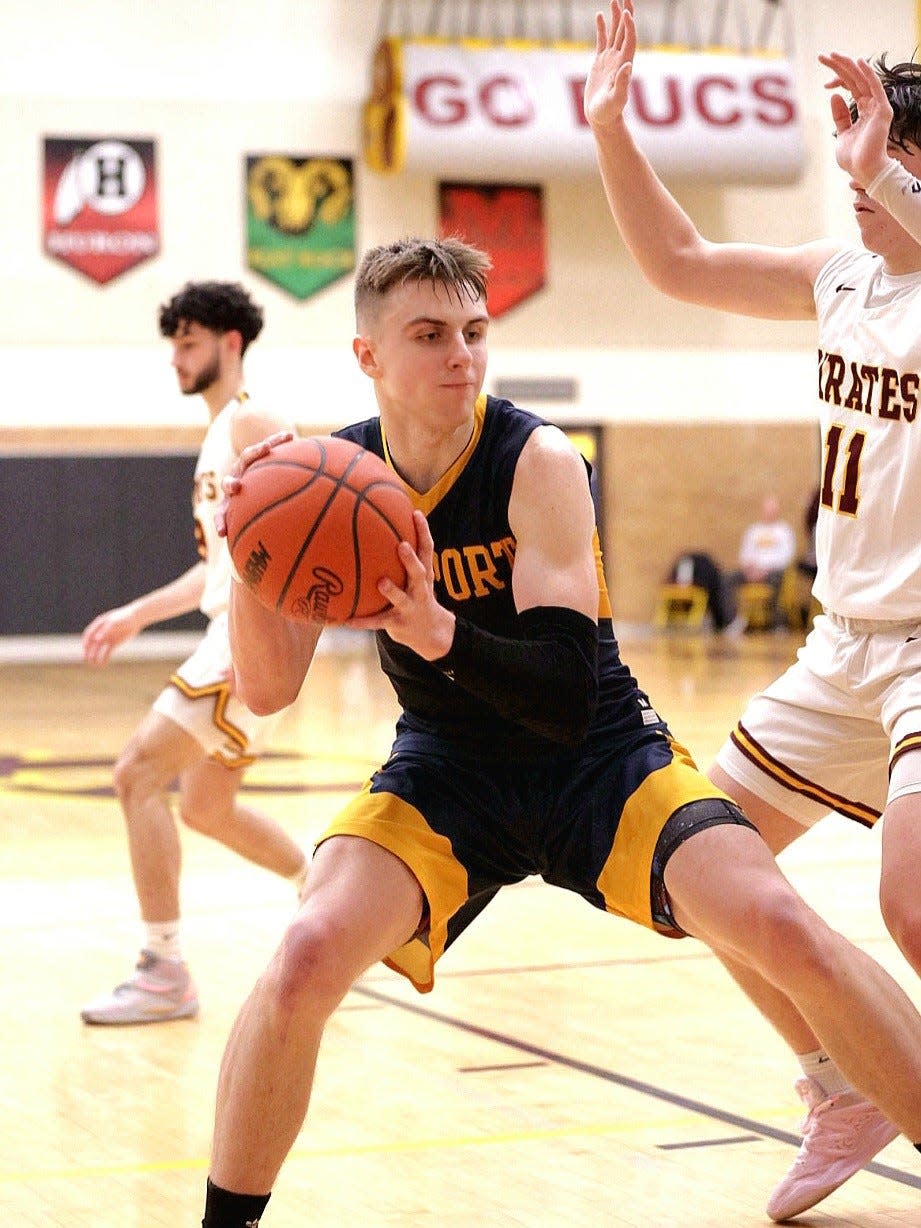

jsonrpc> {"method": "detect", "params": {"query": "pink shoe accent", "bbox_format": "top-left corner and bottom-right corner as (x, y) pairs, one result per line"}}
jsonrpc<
(766, 1077), (900, 1221)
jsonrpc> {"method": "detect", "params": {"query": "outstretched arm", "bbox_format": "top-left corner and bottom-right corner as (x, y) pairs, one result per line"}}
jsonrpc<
(82, 561), (206, 666)
(585, 0), (833, 319)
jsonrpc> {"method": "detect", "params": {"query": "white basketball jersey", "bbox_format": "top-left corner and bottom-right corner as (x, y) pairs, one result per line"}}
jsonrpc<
(193, 395), (246, 620)
(813, 247), (921, 620)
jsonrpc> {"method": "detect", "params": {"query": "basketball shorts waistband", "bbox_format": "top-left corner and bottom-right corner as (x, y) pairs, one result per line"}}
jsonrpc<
(824, 610), (921, 635)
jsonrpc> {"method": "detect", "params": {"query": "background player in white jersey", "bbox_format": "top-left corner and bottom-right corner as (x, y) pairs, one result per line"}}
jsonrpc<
(586, 5), (921, 1220)
(80, 281), (309, 1026)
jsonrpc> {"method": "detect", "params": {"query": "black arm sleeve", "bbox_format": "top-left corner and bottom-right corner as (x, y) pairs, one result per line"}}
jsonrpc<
(432, 605), (599, 747)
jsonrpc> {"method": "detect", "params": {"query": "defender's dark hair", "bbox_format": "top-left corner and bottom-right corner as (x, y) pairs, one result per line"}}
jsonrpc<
(851, 55), (921, 150)
(158, 280), (264, 354)
(354, 236), (491, 325)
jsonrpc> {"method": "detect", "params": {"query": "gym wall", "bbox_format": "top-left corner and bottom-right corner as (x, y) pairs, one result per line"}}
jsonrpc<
(0, 0), (910, 632)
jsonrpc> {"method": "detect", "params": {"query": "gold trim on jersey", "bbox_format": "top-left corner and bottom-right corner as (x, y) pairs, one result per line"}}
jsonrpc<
(381, 395), (613, 620)
(731, 722), (879, 827)
(380, 393), (487, 516)
(316, 783), (469, 993)
(595, 737), (724, 934)
(593, 530), (613, 621)
(166, 674), (257, 770)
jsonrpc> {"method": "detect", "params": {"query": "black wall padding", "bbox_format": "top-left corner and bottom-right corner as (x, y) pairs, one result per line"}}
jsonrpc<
(0, 454), (208, 635)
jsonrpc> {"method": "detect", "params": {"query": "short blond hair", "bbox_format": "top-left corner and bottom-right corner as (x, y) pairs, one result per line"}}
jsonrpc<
(355, 236), (491, 326)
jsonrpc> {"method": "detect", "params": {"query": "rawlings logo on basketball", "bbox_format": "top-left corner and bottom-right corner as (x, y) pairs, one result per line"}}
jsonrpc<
(243, 541), (272, 588)
(291, 567), (345, 621)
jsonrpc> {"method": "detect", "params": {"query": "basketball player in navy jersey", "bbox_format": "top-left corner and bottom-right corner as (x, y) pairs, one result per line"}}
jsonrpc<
(586, 2), (921, 1217)
(201, 238), (921, 1228)
(80, 281), (308, 1026)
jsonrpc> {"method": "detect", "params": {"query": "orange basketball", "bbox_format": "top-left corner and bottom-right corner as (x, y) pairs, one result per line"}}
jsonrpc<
(225, 435), (416, 624)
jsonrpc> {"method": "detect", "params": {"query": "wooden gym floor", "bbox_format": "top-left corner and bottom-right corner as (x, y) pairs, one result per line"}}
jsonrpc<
(1, 628), (920, 1227)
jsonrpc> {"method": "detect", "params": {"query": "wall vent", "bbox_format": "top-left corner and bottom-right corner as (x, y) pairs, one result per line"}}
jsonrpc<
(492, 376), (579, 402)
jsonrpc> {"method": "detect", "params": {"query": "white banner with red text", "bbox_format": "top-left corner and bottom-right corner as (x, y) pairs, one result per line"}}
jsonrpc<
(363, 38), (804, 183)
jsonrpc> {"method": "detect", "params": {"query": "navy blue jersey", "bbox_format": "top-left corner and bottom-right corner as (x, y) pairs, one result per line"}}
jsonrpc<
(336, 395), (659, 761)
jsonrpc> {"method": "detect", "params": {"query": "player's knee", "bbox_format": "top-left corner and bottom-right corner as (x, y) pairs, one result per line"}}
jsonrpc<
(178, 795), (224, 836)
(879, 883), (921, 970)
(112, 743), (157, 809)
(751, 887), (839, 987)
(272, 915), (355, 1020)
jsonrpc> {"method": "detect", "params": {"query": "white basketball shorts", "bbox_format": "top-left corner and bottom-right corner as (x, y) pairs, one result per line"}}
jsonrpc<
(715, 612), (921, 828)
(152, 611), (282, 768)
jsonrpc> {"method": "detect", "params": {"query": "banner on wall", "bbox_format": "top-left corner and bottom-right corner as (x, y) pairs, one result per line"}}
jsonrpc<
(42, 137), (159, 285)
(364, 39), (804, 183)
(439, 183), (545, 318)
(245, 155), (355, 300)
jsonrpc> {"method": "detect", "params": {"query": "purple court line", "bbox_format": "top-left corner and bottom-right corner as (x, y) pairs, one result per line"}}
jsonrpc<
(354, 983), (921, 1192)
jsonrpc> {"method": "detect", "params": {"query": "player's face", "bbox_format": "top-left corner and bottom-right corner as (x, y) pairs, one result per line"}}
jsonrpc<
(170, 319), (223, 396)
(851, 138), (921, 269)
(362, 278), (489, 426)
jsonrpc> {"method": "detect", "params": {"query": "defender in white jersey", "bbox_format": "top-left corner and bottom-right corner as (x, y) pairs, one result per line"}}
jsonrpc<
(80, 281), (308, 1027)
(587, 6), (921, 1219)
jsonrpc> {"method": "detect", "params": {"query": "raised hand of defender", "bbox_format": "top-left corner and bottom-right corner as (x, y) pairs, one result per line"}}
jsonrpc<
(820, 52), (893, 188)
(584, 0), (637, 132)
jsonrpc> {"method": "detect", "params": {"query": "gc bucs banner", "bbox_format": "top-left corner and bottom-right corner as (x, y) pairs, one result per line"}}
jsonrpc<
(43, 137), (159, 284)
(364, 39), (803, 183)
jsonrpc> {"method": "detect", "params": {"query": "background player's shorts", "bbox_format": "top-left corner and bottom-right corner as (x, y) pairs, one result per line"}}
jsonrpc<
(715, 612), (921, 828)
(152, 612), (282, 769)
(317, 719), (746, 993)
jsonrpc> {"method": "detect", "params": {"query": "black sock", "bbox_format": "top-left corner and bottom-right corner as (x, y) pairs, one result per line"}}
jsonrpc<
(202, 1178), (271, 1227)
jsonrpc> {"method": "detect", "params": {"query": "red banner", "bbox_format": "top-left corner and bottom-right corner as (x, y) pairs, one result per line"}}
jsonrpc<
(43, 137), (159, 285)
(439, 183), (545, 319)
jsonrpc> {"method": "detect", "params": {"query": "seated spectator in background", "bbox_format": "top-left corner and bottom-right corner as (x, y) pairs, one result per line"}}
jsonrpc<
(732, 495), (797, 626)
(669, 551), (738, 633)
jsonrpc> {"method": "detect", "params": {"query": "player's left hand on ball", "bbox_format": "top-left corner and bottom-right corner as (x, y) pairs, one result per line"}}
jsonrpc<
(348, 511), (453, 657)
(216, 430), (295, 537)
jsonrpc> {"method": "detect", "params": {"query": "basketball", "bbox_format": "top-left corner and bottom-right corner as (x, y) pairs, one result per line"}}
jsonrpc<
(224, 435), (416, 624)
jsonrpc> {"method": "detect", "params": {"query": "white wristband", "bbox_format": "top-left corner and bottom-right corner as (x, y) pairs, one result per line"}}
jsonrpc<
(864, 159), (921, 245)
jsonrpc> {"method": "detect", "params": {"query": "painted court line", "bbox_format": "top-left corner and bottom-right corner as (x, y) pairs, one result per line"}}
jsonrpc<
(355, 984), (921, 1193)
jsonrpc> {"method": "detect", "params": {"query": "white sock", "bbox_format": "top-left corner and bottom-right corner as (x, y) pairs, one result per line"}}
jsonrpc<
(798, 1049), (851, 1097)
(145, 921), (182, 963)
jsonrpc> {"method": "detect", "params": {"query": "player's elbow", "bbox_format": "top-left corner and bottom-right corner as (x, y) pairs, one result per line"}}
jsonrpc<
(533, 667), (599, 748)
(241, 692), (285, 718)
(643, 239), (713, 303)
(645, 264), (701, 304)
(234, 670), (297, 716)
(560, 671), (600, 745)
